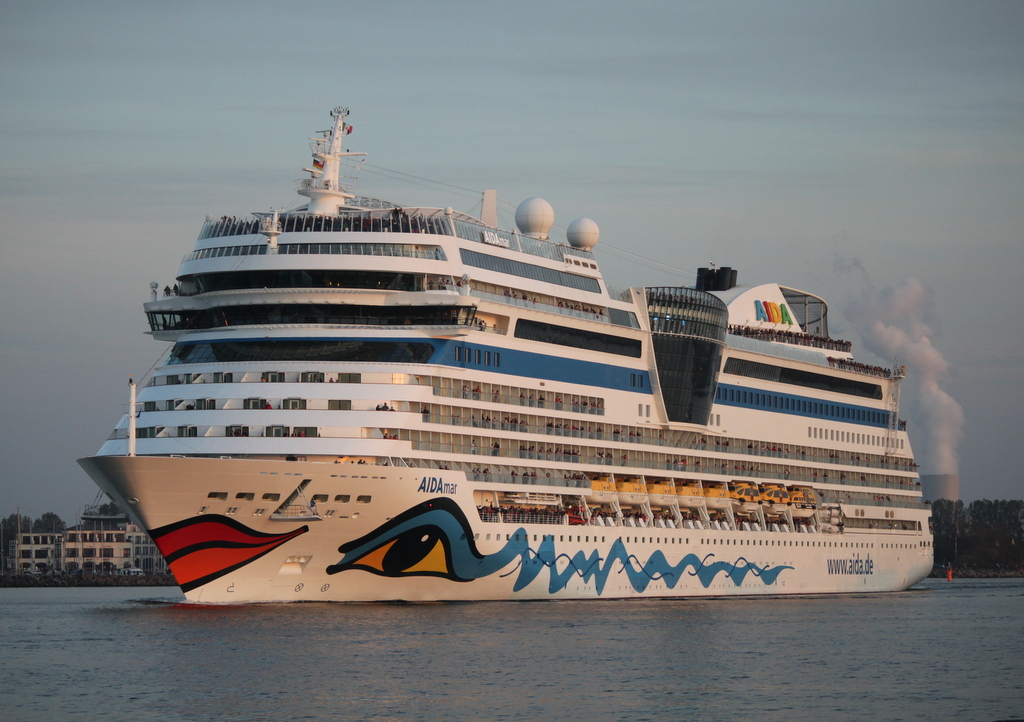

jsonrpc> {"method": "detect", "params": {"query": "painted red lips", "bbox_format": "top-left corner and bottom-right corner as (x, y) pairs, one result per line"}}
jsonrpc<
(150, 516), (308, 592)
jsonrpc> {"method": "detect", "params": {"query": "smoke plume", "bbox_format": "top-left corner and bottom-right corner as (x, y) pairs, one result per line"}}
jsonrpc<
(844, 276), (964, 474)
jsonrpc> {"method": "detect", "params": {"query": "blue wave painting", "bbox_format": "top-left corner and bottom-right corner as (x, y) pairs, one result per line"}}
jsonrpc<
(326, 498), (793, 594)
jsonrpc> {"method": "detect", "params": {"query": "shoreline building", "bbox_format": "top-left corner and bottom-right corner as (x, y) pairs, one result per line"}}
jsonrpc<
(8, 505), (168, 575)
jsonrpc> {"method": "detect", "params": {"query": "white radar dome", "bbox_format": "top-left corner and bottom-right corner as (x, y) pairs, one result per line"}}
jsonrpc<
(515, 197), (555, 240)
(566, 217), (600, 250)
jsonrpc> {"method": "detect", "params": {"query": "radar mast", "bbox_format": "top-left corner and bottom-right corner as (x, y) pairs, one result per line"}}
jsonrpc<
(296, 106), (366, 214)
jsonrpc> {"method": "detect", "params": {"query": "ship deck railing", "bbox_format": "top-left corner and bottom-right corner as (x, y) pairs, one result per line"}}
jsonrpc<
(269, 504), (320, 521)
(477, 510), (568, 525)
(454, 464), (920, 495)
(727, 327), (853, 354)
(473, 511), (826, 534)
(428, 393), (606, 416)
(826, 357), (894, 378)
(419, 415), (915, 471)
(181, 241), (448, 267)
(198, 211), (455, 241)
(419, 413), (917, 475)
(469, 289), (612, 326)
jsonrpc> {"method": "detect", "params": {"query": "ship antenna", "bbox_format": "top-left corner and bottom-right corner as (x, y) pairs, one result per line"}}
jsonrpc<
(297, 106), (366, 215)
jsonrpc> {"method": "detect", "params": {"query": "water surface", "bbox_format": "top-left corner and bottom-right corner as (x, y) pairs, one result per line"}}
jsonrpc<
(1, 579), (1021, 721)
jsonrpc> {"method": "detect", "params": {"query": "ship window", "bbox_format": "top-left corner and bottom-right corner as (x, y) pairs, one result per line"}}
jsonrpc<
(328, 400), (352, 410)
(178, 425), (197, 437)
(356, 495), (371, 504)
(460, 248), (601, 293)
(235, 493), (254, 501)
(171, 341), (434, 366)
(266, 426), (290, 437)
(301, 372), (325, 383)
(262, 372), (286, 383)
(244, 398), (268, 410)
(334, 495), (350, 503)
(514, 319), (642, 358)
(207, 492), (228, 500)
(195, 398), (216, 410)
(227, 425), (249, 437)
(337, 373), (361, 383)
(143, 401), (157, 412)
(494, 353), (500, 367)
(311, 494), (328, 502)
(262, 493), (281, 501)
(283, 398), (307, 410)
(183, 269), (423, 294)
(291, 427), (318, 437)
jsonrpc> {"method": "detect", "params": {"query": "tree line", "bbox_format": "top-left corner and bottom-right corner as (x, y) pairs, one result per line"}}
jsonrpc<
(1, 503), (125, 541)
(931, 499), (1024, 569)
(2, 512), (67, 538)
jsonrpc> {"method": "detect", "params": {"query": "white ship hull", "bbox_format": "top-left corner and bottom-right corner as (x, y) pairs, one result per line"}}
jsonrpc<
(78, 106), (933, 603)
(80, 455), (933, 603)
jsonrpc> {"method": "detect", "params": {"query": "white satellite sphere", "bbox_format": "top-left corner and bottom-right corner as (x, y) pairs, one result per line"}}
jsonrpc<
(567, 217), (600, 249)
(515, 197), (555, 238)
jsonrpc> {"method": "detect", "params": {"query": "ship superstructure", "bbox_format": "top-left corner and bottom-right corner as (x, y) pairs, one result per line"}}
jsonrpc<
(79, 107), (933, 602)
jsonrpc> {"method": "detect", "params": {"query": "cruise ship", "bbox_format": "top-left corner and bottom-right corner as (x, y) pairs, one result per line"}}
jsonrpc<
(79, 107), (933, 603)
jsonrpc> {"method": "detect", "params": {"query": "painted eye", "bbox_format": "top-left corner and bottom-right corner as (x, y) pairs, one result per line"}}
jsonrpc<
(337, 525), (453, 578)
(327, 497), (483, 582)
(378, 526), (446, 575)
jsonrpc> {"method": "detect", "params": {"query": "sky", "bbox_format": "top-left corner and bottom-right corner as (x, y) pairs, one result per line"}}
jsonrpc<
(1, 1), (1022, 523)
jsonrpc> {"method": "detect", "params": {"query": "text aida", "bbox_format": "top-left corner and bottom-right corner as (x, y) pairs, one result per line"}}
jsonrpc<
(417, 477), (457, 495)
